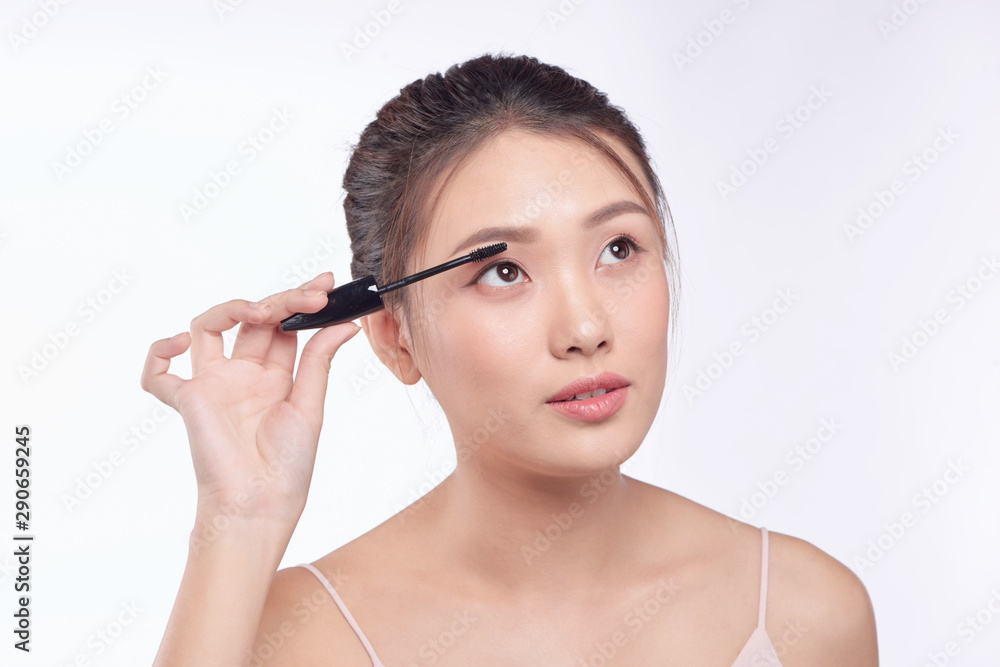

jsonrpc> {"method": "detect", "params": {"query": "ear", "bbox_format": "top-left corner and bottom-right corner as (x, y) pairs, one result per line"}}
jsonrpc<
(359, 307), (422, 385)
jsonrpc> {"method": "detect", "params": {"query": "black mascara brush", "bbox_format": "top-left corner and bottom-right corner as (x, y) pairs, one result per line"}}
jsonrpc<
(280, 242), (507, 331)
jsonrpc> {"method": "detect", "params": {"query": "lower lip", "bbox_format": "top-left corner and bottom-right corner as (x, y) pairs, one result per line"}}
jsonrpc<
(546, 386), (628, 422)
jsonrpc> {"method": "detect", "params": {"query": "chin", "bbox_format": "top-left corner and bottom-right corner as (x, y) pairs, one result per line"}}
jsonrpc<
(518, 433), (641, 480)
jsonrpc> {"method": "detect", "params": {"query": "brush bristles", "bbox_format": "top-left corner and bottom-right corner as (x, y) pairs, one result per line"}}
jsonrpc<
(468, 242), (507, 262)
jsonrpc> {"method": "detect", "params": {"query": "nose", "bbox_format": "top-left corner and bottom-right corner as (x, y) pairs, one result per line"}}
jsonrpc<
(547, 275), (613, 358)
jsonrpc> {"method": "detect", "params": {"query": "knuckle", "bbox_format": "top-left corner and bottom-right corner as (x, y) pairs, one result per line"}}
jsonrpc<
(266, 289), (293, 303)
(191, 299), (246, 329)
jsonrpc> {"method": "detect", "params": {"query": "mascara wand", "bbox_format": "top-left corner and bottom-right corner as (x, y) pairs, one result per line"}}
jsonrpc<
(280, 242), (507, 331)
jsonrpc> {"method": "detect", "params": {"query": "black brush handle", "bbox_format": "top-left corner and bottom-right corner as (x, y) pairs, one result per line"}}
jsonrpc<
(279, 275), (384, 331)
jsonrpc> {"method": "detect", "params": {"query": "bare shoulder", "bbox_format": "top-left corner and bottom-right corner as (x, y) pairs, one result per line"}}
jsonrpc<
(252, 558), (375, 666)
(628, 481), (878, 664)
(251, 496), (436, 665)
(766, 530), (879, 666)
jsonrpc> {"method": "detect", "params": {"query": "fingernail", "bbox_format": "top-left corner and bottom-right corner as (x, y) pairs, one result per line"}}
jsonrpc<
(249, 301), (269, 309)
(303, 289), (325, 297)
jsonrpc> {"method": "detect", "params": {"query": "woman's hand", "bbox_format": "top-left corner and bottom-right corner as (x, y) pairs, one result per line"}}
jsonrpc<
(140, 272), (361, 537)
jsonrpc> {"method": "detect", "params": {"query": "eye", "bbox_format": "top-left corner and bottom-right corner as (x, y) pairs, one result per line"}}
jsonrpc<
(599, 234), (640, 266)
(474, 261), (526, 288)
(470, 234), (641, 287)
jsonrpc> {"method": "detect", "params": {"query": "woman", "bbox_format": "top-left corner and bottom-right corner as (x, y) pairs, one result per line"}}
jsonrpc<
(143, 53), (878, 665)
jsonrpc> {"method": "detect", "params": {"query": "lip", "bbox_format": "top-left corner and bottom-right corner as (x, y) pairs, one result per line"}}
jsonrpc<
(546, 372), (631, 403)
(547, 386), (628, 422)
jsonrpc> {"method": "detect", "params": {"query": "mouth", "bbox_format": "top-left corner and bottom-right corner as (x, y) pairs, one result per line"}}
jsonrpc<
(546, 372), (630, 403)
(556, 388), (614, 402)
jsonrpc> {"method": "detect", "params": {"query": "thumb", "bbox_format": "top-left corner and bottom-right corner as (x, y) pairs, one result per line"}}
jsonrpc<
(287, 322), (362, 431)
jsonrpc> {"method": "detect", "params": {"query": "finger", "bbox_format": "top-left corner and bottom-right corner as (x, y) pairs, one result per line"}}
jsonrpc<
(297, 271), (334, 291)
(263, 326), (298, 372)
(288, 322), (362, 433)
(189, 299), (269, 372)
(140, 332), (190, 409)
(232, 287), (334, 365)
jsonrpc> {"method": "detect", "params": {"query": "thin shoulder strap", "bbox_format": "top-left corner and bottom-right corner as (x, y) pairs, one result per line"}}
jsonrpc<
(757, 527), (770, 628)
(296, 562), (386, 667)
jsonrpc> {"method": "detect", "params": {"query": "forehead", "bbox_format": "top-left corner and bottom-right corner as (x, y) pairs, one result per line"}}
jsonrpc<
(419, 130), (650, 264)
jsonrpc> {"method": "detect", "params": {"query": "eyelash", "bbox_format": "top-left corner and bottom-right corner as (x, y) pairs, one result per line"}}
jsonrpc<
(470, 233), (643, 287)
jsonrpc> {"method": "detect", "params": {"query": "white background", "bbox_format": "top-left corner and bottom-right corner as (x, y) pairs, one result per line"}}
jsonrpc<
(1, 0), (998, 665)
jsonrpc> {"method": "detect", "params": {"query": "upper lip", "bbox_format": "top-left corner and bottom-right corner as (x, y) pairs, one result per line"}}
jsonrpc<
(546, 372), (630, 402)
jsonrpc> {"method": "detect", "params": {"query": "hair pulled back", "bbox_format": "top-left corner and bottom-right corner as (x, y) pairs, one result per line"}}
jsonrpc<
(343, 52), (677, 327)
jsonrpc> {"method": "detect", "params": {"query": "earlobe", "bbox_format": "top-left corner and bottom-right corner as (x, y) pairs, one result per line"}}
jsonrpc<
(360, 308), (422, 385)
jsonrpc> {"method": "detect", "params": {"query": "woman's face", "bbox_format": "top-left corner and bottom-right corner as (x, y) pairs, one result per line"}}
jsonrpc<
(403, 130), (670, 478)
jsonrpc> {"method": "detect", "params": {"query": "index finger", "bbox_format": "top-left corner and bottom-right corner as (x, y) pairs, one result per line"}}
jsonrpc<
(189, 299), (272, 372)
(189, 274), (337, 372)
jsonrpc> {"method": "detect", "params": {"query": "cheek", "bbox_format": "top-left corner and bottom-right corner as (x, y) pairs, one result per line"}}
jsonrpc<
(459, 305), (535, 382)
(615, 259), (670, 348)
(420, 302), (531, 400)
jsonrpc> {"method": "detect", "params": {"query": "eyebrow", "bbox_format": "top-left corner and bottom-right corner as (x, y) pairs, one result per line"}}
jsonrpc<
(450, 199), (651, 258)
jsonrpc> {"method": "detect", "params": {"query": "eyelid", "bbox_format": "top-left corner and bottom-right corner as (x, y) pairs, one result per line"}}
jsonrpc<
(467, 233), (643, 288)
(466, 257), (523, 288)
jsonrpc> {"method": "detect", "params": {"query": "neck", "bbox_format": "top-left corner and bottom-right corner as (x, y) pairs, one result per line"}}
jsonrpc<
(418, 456), (646, 599)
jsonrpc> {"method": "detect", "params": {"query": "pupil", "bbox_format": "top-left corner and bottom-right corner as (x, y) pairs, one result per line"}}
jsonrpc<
(499, 264), (518, 282)
(612, 242), (628, 260)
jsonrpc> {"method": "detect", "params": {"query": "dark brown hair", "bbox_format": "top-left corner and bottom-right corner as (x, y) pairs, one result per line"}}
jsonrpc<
(343, 52), (679, 350)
